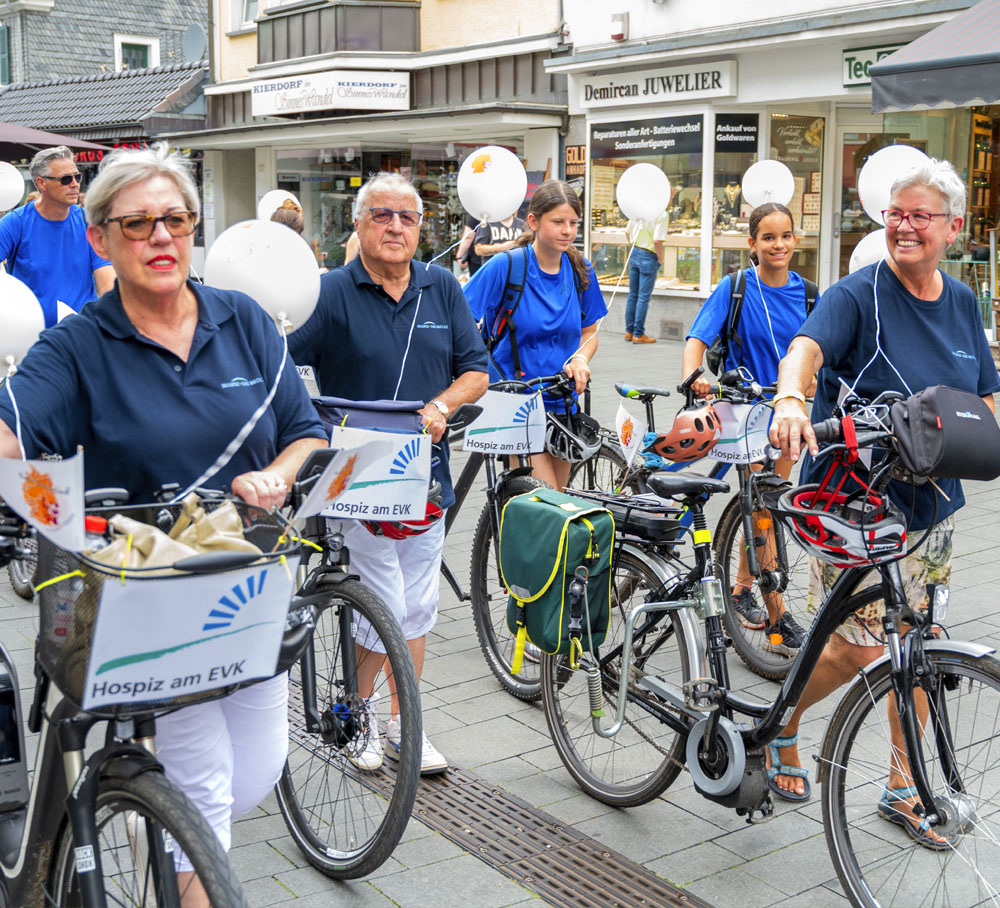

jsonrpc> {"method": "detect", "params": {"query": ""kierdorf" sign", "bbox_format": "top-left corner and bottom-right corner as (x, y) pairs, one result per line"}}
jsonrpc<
(251, 70), (409, 116)
(578, 62), (736, 109)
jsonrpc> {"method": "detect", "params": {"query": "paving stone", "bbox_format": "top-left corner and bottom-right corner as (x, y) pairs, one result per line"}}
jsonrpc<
(246, 875), (297, 907)
(741, 836), (840, 895)
(646, 840), (744, 885)
(716, 810), (825, 861)
(391, 830), (468, 868)
(371, 854), (531, 908)
(229, 840), (299, 880)
(689, 866), (787, 908)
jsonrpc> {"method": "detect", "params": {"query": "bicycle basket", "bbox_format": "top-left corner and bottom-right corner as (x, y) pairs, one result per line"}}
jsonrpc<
(35, 500), (298, 718)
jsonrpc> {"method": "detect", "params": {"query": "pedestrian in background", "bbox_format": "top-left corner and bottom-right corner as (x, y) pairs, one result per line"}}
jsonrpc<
(473, 212), (525, 265)
(623, 213), (667, 343)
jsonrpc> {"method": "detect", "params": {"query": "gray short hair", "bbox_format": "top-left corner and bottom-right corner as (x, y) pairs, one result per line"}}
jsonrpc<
(85, 143), (200, 227)
(354, 172), (422, 225)
(30, 146), (75, 181)
(890, 157), (966, 219)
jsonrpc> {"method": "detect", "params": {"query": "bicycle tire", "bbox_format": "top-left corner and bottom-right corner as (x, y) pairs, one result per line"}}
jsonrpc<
(821, 644), (1000, 908)
(7, 534), (37, 600)
(50, 769), (246, 907)
(566, 442), (645, 495)
(469, 473), (549, 701)
(714, 493), (813, 681)
(277, 578), (420, 879)
(539, 548), (691, 807)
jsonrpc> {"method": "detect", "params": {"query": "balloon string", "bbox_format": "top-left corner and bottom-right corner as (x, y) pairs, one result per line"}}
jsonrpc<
(429, 237), (464, 265)
(4, 360), (26, 460)
(562, 240), (635, 370)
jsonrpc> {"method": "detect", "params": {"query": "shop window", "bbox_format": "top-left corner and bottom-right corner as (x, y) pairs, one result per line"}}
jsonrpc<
(710, 113), (758, 286)
(0, 25), (9, 86)
(589, 115), (704, 291)
(114, 34), (159, 71)
(767, 113), (825, 284)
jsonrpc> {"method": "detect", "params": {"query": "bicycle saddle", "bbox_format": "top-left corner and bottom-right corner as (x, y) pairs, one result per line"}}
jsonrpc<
(615, 382), (671, 401)
(647, 472), (730, 499)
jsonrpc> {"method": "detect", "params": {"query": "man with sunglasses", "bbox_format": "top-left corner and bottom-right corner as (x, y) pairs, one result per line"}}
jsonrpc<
(290, 171), (488, 775)
(0, 146), (114, 327)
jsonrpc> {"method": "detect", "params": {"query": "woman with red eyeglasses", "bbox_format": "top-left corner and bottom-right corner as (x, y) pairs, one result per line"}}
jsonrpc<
(765, 158), (999, 841)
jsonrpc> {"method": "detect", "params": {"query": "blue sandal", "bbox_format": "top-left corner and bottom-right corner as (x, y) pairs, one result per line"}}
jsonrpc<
(766, 734), (811, 801)
(877, 785), (957, 851)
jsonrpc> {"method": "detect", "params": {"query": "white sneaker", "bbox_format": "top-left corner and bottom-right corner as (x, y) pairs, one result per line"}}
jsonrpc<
(346, 695), (383, 772)
(384, 715), (449, 775)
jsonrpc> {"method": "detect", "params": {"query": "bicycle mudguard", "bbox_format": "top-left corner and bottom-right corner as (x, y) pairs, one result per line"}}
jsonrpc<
(860, 639), (997, 676)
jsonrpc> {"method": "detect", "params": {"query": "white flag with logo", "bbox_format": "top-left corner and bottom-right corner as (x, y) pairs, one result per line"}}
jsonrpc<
(0, 451), (85, 550)
(709, 402), (771, 463)
(462, 389), (546, 455)
(615, 403), (646, 469)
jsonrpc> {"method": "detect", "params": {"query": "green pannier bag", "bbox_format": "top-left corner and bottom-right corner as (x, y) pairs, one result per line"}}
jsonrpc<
(499, 488), (615, 673)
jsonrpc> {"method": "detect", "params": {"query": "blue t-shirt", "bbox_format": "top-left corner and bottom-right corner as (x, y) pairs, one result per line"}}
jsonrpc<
(798, 261), (1000, 530)
(0, 282), (326, 501)
(463, 246), (608, 400)
(0, 203), (111, 328)
(688, 269), (812, 386)
(288, 256), (488, 509)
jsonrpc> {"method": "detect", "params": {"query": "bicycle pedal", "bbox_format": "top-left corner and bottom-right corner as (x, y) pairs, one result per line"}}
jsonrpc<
(739, 797), (775, 825)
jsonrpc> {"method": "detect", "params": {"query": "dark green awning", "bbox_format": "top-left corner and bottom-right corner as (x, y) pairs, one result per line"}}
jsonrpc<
(871, 0), (1000, 112)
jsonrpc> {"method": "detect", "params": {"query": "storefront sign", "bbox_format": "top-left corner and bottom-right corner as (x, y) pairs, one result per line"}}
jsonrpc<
(715, 114), (758, 153)
(578, 62), (735, 110)
(251, 70), (410, 116)
(565, 145), (586, 178)
(842, 45), (905, 87)
(591, 115), (703, 159)
(771, 116), (824, 167)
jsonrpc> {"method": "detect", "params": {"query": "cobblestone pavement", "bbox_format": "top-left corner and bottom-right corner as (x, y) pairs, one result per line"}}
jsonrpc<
(4, 334), (1000, 907)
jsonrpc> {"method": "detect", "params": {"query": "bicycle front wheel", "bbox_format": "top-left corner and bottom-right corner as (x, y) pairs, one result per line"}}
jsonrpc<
(278, 578), (421, 879)
(540, 549), (691, 807)
(50, 770), (246, 907)
(714, 493), (812, 681)
(566, 442), (644, 495)
(822, 647), (1000, 908)
(470, 474), (548, 701)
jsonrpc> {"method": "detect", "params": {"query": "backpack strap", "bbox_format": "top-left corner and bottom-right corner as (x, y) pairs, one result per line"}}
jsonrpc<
(719, 269), (747, 369)
(803, 278), (819, 314)
(485, 248), (529, 379)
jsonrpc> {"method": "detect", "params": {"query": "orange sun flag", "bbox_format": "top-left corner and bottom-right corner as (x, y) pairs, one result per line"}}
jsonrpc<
(470, 153), (491, 174)
(22, 466), (60, 526)
(620, 417), (634, 448)
(327, 455), (358, 500)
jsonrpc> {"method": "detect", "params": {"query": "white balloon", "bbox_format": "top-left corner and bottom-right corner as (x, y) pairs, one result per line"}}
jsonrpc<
(857, 145), (930, 226)
(615, 163), (671, 223)
(204, 220), (320, 331)
(0, 161), (25, 211)
(257, 189), (300, 223)
(457, 146), (527, 222)
(0, 273), (44, 365)
(56, 301), (76, 322)
(849, 229), (889, 273)
(741, 160), (795, 208)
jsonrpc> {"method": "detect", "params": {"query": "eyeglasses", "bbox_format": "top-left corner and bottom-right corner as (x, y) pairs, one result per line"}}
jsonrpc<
(369, 207), (422, 227)
(40, 172), (82, 186)
(104, 211), (199, 240)
(881, 209), (949, 230)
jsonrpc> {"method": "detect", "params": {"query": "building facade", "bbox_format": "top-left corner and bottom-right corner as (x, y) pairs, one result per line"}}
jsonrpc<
(549, 0), (996, 337)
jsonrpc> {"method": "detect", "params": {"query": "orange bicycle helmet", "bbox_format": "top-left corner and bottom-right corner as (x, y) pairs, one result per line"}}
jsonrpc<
(650, 403), (722, 463)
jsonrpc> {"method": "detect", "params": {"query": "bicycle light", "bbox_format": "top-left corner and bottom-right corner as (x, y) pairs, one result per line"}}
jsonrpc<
(927, 583), (950, 624)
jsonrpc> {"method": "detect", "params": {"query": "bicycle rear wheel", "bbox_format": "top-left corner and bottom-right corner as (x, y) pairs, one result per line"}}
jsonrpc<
(277, 578), (421, 879)
(714, 494), (813, 681)
(566, 442), (644, 495)
(470, 474), (548, 701)
(821, 647), (1000, 908)
(50, 770), (246, 907)
(540, 549), (691, 807)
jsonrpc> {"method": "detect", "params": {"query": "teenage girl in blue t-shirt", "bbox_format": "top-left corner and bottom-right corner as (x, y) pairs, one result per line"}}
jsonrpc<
(681, 202), (815, 650)
(464, 180), (608, 490)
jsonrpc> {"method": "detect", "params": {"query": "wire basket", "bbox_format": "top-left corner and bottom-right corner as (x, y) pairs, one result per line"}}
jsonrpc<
(35, 500), (297, 718)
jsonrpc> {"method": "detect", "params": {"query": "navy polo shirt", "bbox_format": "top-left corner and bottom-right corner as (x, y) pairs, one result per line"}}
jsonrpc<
(0, 281), (326, 501)
(289, 255), (488, 508)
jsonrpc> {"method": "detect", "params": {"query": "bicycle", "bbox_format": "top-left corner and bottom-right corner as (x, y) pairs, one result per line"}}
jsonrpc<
(442, 373), (595, 702)
(538, 393), (1000, 907)
(275, 447), (423, 879)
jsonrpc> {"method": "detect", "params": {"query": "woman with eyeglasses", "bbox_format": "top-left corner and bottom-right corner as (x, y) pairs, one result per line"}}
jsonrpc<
(764, 159), (999, 831)
(0, 144), (327, 904)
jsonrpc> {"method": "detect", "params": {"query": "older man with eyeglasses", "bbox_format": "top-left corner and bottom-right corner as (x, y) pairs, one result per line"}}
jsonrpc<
(290, 171), (488, 775)
(0, 146), (115, 327)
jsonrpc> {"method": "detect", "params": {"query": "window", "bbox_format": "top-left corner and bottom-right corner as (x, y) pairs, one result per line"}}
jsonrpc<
(0, 25), (9, 86)
(710, 113), (758, 285)
(114, 34), (159, 71)
(232, 0), (258, 30)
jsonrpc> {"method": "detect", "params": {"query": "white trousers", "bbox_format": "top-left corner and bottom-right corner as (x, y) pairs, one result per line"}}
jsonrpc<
(155, 673), (289, 870)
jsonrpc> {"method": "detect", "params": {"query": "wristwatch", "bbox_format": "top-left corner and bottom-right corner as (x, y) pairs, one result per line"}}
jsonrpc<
(430, 399), (450, 418)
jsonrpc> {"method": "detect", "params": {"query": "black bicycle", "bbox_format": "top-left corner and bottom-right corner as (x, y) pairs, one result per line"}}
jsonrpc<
(539, 394), (1000, 907)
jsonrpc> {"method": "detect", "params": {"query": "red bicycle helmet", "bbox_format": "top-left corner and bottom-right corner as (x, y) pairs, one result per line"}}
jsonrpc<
(773, 484), (907, 569)
(650, 403), (722, 463)
(361, 484), (444, 540)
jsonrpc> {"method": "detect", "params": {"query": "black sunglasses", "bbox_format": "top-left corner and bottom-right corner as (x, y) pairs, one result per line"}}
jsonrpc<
(41, 172), (83, 186)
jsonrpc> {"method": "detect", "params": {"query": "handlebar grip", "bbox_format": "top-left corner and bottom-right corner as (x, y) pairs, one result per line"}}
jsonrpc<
(812, 418), (842, 444)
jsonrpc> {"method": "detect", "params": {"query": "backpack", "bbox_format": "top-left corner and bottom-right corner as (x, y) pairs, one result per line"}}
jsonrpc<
(499, 488), (614, 673)
(482, 247), (585, 380)
(705, 270), (819, 375)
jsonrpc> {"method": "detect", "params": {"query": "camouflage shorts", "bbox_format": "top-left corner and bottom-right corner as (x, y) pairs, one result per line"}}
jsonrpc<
(806, 515), (954, 647)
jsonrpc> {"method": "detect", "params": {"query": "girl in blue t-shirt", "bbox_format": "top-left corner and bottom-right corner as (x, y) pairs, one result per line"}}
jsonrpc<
(464, 180), (607, 490)
(681, 202), (816, 650)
